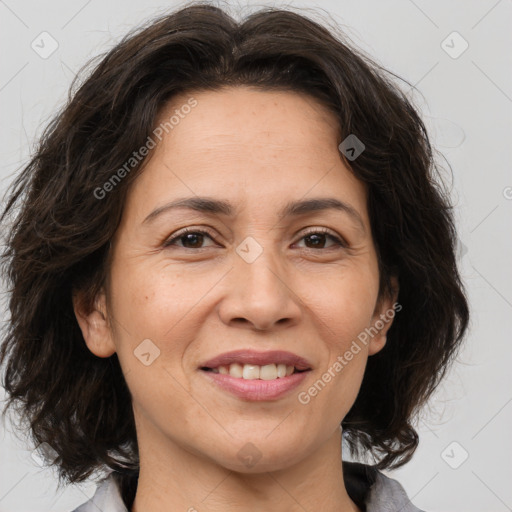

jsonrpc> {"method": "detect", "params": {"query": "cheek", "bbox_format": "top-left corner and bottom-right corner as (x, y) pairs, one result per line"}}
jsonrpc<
(300, 270), (376, 401)
(109, 265), (205, 426)
(108, 260), (225, 370)
(109, 260), (195, 334)
(305, 269), (378, 346)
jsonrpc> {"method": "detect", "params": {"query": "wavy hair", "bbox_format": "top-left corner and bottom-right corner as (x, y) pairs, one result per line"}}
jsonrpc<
(0, 1), (470, 491)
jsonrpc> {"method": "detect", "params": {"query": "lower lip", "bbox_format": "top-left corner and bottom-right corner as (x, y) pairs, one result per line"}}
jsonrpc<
(200, 370), (310, 401)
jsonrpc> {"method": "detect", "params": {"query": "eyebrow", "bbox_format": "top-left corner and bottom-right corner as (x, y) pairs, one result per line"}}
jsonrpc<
(142, 196), (366, 234)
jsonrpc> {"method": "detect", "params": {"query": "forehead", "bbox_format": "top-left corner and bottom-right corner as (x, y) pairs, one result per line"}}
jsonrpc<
(148, 87), (347, 180)
(122, 86), (368, 227)
(158, 85), (341, 147)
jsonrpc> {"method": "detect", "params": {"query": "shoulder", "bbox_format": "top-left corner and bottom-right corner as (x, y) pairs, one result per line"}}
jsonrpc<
(343, 461), (426, 512)
(367, 470), (426, 511)
(70, 473), (128, 512)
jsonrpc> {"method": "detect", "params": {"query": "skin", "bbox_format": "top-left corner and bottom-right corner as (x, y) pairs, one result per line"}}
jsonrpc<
(74, 86), (399, 512)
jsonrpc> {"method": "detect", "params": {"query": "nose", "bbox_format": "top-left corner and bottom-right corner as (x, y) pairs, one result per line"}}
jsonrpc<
(217, 241), (303, 332)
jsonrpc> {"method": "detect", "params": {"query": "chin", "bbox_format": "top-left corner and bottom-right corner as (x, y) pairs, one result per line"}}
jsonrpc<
(204, 439), (306, 474)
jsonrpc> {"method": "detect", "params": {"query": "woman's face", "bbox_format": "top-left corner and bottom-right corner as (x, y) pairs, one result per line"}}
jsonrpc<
(77, 86), (397, 472)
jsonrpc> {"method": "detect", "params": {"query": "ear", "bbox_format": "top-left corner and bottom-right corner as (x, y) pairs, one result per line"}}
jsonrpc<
(72, 287), (116, 358)
(368, 275), (400, 356)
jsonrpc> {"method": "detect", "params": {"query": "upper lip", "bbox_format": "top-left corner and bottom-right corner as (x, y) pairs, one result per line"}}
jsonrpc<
(200, 350), (312, 371)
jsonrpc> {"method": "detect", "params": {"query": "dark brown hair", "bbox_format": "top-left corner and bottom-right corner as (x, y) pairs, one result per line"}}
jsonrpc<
(0, 1), (470, 490)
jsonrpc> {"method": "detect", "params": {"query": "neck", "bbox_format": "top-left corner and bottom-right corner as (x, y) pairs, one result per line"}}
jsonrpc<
(130, 425), (361, 512)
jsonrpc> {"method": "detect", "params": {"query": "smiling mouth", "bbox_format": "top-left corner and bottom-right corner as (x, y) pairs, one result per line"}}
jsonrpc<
(200, 363), (310, 380)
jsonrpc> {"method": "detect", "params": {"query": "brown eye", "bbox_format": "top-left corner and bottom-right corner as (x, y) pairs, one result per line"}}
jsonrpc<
(304, 233), (329, 249)
(295, 229), (347, 250)
(163, 229), (215, 249)
(179, 232), (206, 248)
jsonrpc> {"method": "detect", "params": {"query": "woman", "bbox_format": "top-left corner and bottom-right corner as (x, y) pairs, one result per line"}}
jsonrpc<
(0, 3), (469, 511)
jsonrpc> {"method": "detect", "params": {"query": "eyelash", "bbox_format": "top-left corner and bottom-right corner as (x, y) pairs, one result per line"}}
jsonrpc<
(162, 227), (348, 251)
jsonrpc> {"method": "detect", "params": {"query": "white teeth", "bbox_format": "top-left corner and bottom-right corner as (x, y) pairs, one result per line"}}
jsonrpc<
(211, 363), (297, 379)
(260, 364), (277, 380)
(277, 363), (287, 378)
(229, 363), (243, 378)
(242, 364), (260, 379)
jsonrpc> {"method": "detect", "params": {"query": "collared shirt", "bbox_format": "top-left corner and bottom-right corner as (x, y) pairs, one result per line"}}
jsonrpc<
(71, 462), (425, 512)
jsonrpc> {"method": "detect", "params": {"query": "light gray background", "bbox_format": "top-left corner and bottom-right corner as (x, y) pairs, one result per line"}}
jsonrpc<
(0, 1), (511, 511)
